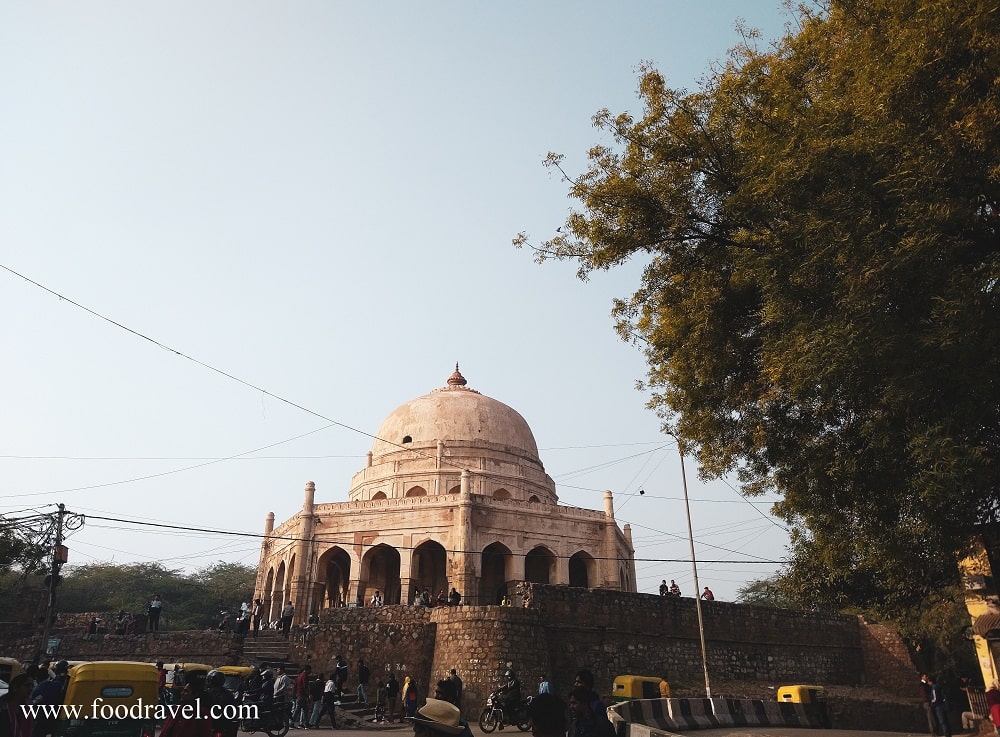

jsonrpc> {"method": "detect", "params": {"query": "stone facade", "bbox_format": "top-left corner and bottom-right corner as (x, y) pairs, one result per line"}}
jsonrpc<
(255, 367), (637, 624)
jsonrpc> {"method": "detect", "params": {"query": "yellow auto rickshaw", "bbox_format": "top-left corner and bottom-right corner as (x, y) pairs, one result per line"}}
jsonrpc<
(215, 665), (254, 696)
(777, 684), (831, 728)
(166, 662), (214, 696)
(57, 661), (158, 737)
(611, 675), (669, 702)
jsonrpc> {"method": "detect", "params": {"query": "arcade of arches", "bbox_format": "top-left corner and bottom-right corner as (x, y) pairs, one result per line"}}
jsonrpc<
(259, 536), (603, 618)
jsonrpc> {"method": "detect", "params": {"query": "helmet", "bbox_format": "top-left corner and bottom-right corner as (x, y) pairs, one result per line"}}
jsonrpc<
(206, 670), (225, 688)
(54, 660), (69, 674)
(504, 670), (513, 678)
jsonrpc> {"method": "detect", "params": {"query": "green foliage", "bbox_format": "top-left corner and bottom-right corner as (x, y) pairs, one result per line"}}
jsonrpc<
(735, 575), (801, 610)
(57, 561), (257, 630)
(520, 0), (999, 662)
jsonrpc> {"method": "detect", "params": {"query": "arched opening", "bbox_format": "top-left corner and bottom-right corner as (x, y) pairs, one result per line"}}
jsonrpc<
(317, 547), (351, 608)
(372, 491), (387, 501)
(410, 540), (448, 603)
(569, 551), (596, 588)
(262, 567), (275, 617)
(361, 544), (402, 604)
(619, 564), (630, 592)
(447, 485), (461, 494)
(271, 561), (286, 622)
(528, 495), (540, 503)
(480, 542), (513, 605)
(493, 488), (511, 501)
(405, 486), (427, 498)
(525, 546), (555, 584)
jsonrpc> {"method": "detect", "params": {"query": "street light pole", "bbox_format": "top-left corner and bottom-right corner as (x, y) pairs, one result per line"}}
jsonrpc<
(676, 436), (712, 698)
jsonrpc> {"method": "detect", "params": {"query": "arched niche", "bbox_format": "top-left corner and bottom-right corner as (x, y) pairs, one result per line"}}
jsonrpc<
(480, 542), (514, 605)
(525, 546), (556, 584)
(317, 547), (352, 608)
(569, 551), (596, 588)
(361, 543), (402, 604)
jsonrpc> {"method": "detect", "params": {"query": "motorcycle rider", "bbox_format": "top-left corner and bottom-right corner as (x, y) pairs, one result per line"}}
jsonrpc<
(246, 667), (275, 721)
(498, 670), (522, 731)
(205, 671), (238, 737)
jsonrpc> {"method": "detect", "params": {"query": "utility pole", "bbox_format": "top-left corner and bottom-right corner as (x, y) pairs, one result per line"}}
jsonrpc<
(674, 435), (712, 698)
(39, 504), (69, 659)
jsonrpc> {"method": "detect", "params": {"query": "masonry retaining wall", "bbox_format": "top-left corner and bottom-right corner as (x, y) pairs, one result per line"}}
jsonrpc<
(0, 583), (917, 727)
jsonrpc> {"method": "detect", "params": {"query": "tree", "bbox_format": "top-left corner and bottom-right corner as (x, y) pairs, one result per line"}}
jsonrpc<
(735, 575), (800, 610)
(57, 561), (256, 630)
(517, 0), (1000, 620)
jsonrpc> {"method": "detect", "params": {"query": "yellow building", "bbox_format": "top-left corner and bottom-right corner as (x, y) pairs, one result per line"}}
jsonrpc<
(962, 526), (1000, 686)
(254, 365), (637, 623)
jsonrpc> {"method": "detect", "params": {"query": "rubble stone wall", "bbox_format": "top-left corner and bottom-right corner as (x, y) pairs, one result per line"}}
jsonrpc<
(0, 584), (916, 718)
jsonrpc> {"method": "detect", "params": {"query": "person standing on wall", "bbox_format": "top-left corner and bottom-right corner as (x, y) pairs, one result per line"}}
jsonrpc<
(148, 594), (163, 631)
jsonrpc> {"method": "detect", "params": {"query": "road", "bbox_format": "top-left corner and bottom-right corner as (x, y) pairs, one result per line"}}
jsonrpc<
(277, 723), (948, 737)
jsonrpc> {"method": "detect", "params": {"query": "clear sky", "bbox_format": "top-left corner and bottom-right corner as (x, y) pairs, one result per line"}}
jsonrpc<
(1, 1), (794, 603)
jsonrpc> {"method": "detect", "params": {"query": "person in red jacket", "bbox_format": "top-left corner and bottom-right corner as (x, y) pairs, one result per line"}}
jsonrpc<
(292, 665), (311, 728)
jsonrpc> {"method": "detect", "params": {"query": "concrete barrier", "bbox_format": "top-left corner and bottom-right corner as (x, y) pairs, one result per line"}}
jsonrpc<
(666, 698), (720, 730)
(608, 696), (827, 734)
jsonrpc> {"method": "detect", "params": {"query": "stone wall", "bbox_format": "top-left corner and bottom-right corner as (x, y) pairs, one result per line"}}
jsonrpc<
(531, 586), (868, 695)
(288, 605), (436, 686)
(431, 606), (548, 708)
(0, 583), (917, 724)
(0, 628), (238, 665)
(857, 616), (919, 694)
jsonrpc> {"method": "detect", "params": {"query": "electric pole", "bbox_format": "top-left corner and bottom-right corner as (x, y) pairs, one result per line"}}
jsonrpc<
(39, 504), (70, 659)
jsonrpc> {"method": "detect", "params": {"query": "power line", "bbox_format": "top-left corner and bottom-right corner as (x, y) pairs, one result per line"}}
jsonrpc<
(82, 512), (781, 564)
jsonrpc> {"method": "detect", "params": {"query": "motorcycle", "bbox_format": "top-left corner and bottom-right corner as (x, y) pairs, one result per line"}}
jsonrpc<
(240, 699), (292, 737)
(479, 688), (532, 733)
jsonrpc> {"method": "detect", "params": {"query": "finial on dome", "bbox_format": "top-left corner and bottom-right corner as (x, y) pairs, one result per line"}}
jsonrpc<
(447, 362), (467, 387)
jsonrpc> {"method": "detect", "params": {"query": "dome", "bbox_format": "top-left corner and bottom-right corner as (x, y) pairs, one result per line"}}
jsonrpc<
(370, 365), (540, 461)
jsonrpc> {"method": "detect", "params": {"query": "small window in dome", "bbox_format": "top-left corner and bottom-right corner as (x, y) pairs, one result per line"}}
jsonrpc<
(402, 435), (412, 444)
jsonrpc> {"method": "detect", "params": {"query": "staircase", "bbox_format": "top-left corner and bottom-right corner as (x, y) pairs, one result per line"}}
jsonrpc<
(328, 690), (384, 728)
(240, 630), (291, 665)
